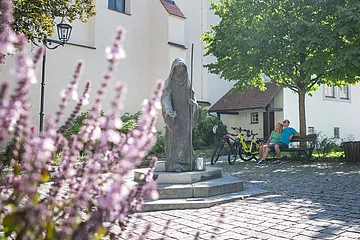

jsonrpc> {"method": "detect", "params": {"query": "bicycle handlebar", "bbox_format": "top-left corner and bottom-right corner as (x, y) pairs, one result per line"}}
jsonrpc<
(231, 127), (259, 137)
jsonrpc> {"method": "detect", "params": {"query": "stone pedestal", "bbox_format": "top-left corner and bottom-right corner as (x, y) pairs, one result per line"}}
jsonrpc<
(132, 161), (267, 211)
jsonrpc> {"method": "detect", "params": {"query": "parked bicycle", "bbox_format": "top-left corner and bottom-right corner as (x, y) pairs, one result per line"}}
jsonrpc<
(228, 127), (265, 165)
(210, 132), (236, 165)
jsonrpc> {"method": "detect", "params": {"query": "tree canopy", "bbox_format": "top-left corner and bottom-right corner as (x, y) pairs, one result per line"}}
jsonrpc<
(12, 0), (96, 42)
(203, 0), (360, 135)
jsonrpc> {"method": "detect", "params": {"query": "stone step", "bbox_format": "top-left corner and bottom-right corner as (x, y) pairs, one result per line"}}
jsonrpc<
(134, 167), (222, 184)
(156, 175), (243, 199)
(142, 183), (268, 212)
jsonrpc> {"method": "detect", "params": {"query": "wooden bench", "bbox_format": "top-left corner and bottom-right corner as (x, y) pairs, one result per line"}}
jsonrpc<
(281, 134), (317, 161)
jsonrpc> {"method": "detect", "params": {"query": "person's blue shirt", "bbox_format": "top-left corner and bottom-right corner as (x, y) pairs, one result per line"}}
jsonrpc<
(279, 127), (297, 145)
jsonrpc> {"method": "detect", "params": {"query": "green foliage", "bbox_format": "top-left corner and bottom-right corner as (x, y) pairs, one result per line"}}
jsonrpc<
(193, 107), (227, 149)
(203, 0), (360, 136)
(315, 133), (343, 158)
(1, 138), (24, 167)
(138, 107), (228, 155)
(120, 112), (141, 134)
(204, 0), (360, 89)
(61, 111), (140, 142)
(147, 131), (165, 157)
(62, 111), (89, 142)
(12, 0), (96, 42)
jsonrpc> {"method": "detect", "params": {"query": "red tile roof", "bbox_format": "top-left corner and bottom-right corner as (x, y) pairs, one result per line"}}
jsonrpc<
(160, 0), (186, 19)
(209, 82), (281, 112)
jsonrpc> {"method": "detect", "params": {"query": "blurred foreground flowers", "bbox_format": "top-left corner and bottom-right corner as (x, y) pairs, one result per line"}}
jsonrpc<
(0, 1), (162, 239)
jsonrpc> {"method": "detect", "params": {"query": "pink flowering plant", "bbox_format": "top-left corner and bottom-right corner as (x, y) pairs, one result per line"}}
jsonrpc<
(0, 1), (162, 239)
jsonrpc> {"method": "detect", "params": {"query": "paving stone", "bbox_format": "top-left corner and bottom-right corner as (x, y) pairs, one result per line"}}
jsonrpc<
(338, 231), (360, 239)
(114, 161), (360, 239)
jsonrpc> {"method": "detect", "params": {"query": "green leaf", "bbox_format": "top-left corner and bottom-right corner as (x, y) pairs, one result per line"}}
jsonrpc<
(40, 169), (50, 183)
(96, 226), (107, 240)
(3, 212), (24, 237)
(13, 164), (21, 175)
(45, 220), (55, 240)
(12, 0), (96, 42)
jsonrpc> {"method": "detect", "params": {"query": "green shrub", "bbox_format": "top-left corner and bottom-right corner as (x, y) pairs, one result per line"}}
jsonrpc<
(315, 133), (342, 158)
(193, 107), (227, 149)
(120, 112), (141, 134)
(62, 111), (90, 142)
(1, 138), (24, 167)
(147, 131), (165, 157)
(60, 111), (141, 142)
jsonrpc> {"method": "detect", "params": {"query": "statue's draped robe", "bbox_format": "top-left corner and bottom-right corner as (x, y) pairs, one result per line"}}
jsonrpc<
(161, 58), (197, 172)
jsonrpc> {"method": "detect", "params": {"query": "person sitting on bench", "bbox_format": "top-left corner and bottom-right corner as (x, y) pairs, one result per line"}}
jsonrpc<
(258, 122), (283, 162)
(257, 119), (299, 164)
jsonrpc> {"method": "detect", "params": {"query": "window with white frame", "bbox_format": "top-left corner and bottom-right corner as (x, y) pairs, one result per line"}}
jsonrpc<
(339, 85), (349, 99)
(308, 127), (315, 134)
(334, 127), (340, 138)
(324, 85), (335, 98)
(108, 0), (131, 14)
(250, 112), (259, 124)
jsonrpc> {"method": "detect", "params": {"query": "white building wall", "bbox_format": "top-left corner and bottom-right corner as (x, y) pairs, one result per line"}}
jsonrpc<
(202, 0), (235, 105)
(3, 0), (360, 143)
(221, 110), (265, 138)
(306, 84), (360, 141)
(283, 84), (360, 141)
(273, 90), (284, 125)
(283, 88), (300, 131)
(168, 17), (185, 45)
(175, 0), (205, 102)
(0, 0), (170, 133)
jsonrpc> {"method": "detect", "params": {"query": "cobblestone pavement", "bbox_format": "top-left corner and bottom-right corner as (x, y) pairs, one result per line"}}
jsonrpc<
(118, 160), (360, 240)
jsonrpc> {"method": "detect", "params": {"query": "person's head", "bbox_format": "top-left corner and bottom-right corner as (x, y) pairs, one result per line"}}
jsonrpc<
(276, 122), (283, 132)
(282, 119), (290, 127)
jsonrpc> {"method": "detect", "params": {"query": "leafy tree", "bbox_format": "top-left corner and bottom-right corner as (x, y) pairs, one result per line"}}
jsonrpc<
(203, 0), (360, 136)
(193, 107), (227, 149)
(12, 0), (96, 42)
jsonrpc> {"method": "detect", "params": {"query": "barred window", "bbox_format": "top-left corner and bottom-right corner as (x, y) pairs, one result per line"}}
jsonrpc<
(251, 112), (259, 124)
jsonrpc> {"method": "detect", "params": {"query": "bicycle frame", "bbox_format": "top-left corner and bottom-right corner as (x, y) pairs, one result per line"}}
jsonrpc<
(222, 135), (234, 147)
(234, 129), (260, 154)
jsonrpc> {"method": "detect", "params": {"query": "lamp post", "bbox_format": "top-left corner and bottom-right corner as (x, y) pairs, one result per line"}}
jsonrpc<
(39, 19), (72, 131)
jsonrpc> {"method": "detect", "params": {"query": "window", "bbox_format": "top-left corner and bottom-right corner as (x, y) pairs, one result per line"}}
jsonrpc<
(324, 85), (335, 98)
(308, 127), (315, 134)
(108, 0), (125, 13)
(339, 85), (349, 99)
(323, 84), (351, 102)
(334, 127), (340, 138)
(250, 112), (259, 124)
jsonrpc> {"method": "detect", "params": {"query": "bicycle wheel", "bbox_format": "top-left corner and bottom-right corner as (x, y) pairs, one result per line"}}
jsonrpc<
(228, 143), (240, 165)
(211, 142), (225, 165)
(239, 141), (255, 161)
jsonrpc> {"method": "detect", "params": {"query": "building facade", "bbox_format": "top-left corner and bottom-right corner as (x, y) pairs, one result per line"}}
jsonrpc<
(210, 83), (360, 141)
(1, 0), (359, 142)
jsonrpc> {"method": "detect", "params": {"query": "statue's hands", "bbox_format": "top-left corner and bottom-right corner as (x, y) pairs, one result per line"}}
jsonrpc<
(168, 111), (177, 118)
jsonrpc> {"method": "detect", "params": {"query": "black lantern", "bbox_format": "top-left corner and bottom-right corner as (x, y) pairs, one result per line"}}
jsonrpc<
(56, 19), (72, 44)
(39, 19), (73, 132)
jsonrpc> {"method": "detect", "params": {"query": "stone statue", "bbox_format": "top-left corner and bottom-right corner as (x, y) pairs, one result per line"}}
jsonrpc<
(161, 58), (198, 172)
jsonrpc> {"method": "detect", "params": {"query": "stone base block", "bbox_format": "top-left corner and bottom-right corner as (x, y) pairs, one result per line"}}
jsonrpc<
(157, 175), (243, 199)
(134, 167), (222, 184)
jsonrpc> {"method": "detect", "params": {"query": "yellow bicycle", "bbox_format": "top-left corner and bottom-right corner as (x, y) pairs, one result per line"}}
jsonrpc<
(228, 127), (265, 165)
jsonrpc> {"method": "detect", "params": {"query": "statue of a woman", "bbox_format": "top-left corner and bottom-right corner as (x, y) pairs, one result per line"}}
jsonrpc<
(161, 58), (198, 172)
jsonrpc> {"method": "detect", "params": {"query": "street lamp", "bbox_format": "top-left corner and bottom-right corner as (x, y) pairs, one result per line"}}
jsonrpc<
(39, 19), (72, 131)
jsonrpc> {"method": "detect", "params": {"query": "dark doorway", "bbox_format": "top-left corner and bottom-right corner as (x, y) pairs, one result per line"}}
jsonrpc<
(263, 111), (274, 139)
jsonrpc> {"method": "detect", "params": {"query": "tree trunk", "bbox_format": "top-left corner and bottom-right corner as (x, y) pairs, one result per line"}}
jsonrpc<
(298, 90), (307, 137)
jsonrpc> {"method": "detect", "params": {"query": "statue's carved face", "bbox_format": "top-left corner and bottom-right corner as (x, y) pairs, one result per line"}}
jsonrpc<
(171, 58), (188, 82)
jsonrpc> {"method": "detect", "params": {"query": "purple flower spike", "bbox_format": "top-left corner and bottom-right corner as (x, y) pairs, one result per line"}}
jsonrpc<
(0, 7), (164, 238)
